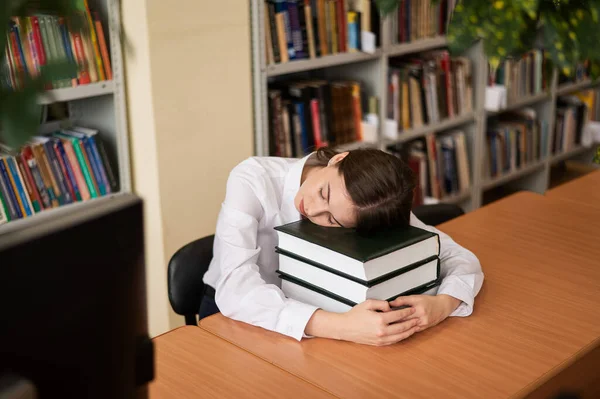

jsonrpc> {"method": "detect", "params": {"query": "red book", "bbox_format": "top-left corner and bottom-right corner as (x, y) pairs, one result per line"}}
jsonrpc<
(71, 29), (91, 85)
(16, 154), (43, 212)
(310, 99), (323, 148)
(9, 30), (26, 87)
(439, 52), (455, 117)
(408, 156), (423, 207)
(336, 0), (346, 52)
(31, 17), (46, 66)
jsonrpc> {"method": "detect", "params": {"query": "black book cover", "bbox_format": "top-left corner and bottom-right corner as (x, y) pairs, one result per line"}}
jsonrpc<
(275, 218), (439, 262)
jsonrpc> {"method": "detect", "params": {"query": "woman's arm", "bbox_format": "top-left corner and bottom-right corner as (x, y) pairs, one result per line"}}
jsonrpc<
(305, 301), (420, 346)
(212, 168), (319, 341)
(390, 212), (484, 329)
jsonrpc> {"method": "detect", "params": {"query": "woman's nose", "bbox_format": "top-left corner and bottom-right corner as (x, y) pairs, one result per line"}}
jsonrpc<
(307, 201), (327, 216)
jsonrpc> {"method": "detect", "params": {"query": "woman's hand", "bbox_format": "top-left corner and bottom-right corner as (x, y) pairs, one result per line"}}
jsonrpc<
(389, 294), (461, 332)
(305, 299), (419, 346)
(338, 299), (420, 346)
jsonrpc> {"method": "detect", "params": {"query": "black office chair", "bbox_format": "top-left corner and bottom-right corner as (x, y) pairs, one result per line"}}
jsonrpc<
(167, 203), (465, 325)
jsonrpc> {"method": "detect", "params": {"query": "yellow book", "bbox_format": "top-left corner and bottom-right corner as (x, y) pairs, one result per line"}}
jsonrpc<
(83, 0), (105, 81)
(329, 0), (337, 54)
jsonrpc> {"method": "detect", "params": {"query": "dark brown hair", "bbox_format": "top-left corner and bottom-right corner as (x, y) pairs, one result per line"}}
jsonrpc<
(310, 146), (416, 233)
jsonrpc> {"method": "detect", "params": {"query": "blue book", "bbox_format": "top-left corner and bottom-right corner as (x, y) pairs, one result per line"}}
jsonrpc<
(6, 156), (33, 216)
(62, 130), (107, 196)
(11, 22), (30, 78)
(72, 127), (111, 194)
(0, 160), (20, 219)
(59, 19), (75, 64)
(295, 102), (310, 155)
(286, 1), (306, 59)
(275, 0), (296, 60)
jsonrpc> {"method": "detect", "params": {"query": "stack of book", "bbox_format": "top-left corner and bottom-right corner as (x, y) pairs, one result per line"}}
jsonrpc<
(268, 79), (367, 157)
(274, 218), (441, 313)
(264, 0), (380, 65)
(0, 127), (117, 225)
(4, 2), (112, 91)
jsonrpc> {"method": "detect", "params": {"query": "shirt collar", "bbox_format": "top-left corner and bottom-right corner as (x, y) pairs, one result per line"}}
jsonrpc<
(280, 153), (313, 224)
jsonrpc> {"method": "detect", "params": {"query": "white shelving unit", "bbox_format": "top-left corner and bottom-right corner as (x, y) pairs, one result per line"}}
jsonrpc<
(0, 0), (130, 231)
(250, 2), (599, 213)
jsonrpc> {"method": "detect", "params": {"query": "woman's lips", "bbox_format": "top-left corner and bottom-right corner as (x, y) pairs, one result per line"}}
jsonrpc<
(299, 198), (307, 217)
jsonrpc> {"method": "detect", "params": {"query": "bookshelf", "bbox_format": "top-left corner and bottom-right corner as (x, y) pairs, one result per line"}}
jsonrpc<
(0, 0), (130, 229)
(250, 1), (600, 214)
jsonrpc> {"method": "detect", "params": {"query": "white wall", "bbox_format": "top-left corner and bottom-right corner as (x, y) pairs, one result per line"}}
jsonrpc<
(123, 0), (254, 336)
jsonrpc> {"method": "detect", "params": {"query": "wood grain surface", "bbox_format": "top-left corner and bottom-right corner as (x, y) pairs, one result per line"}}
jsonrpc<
(546, 170), (600, 209)
(149, 326), (336, 399)
(200, 192), (600, 399)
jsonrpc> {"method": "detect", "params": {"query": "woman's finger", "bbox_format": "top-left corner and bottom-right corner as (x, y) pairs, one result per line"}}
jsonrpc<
(380, 325), (420, 346)
(384, 318), (419, 336)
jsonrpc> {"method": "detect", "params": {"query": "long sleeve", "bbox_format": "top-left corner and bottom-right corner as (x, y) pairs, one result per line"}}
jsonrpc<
(410, 212), (484, 317)
(211, 169), (318, 341)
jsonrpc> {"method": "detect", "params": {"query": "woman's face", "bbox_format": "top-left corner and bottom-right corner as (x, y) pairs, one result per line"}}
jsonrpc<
(294, 153), (357, 228)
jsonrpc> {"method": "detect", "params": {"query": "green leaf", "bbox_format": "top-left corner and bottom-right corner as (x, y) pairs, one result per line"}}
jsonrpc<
(446, 0), (488, 54)
(39, 60), (78, 85)
(374, 0), (401, 17)
(0, 85), (42, 149)
(0, 59), (76, 148)
(13, 0), (79, 17)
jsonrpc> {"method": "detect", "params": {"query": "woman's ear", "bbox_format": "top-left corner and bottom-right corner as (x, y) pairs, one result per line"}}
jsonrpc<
(328, 151), (349, 166)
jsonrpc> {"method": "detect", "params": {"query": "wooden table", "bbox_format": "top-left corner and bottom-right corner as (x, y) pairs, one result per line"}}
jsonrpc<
(546, 170), (600, 208)
(200, 192), (600, 399)
(149, 326), (335, 398)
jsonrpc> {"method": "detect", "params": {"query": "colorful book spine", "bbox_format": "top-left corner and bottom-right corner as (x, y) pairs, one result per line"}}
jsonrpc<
(5, 157), (32, 217)
(22, 146), (52, 210)
(0, 162), (20, 220)
(54, 133), (98, 198)
(93, 12), (112, 80)
(16, 154), (42, 212)
(53, 138), (81, 201)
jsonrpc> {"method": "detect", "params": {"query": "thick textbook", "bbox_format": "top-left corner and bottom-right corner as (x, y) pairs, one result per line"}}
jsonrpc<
(274, 218), (439, 281)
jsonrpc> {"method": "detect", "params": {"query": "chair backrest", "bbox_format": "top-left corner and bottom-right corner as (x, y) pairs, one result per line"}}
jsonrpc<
(167, 235), (215, 325)
(413, 203), (464, 226)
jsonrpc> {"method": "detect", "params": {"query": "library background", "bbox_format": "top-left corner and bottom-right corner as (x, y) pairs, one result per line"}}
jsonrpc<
(0, 0), (599, 223)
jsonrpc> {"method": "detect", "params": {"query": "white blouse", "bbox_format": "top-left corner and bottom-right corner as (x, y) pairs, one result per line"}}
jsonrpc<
(203, 154), (484, 341)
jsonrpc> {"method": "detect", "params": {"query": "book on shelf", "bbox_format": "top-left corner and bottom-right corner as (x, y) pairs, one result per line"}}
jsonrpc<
(488, 48), (547, 104)
(0, 126), (117, 225)
(387, 50), (473, 135)
(553, 95), (588, 154)
(275, 218), (441, 312)
(573, 87), (600, 124)
(389, 130), (471, 205)
(485, 108), (546, 179)
(263, 0), (381, 65)
(268, 78), (369, 157)
(389, 0), (455, 45)
(2, 1), (112, 91)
